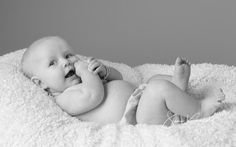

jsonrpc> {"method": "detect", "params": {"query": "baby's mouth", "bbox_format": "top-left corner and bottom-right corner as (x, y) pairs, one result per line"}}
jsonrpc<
(65, 69), (76, 78)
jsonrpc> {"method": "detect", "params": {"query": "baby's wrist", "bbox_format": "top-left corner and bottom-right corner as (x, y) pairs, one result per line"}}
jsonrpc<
(101, 66), (110, 81)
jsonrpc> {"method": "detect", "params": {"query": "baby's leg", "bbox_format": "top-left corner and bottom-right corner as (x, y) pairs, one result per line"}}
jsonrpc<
(147, 57), (190, 91)
(136, 79), (201, 125)
(172, 57), (191, 91)
(136, 79), (224, 125)
(200, 88), (225, 117)
(147, 74), (172, 83)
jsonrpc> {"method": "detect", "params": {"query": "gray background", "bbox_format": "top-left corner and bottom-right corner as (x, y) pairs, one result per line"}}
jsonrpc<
(0, 0), (236, 66)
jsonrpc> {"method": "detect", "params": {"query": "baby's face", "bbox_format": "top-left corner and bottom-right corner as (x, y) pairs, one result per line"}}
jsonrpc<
(28, 37), (82, 93)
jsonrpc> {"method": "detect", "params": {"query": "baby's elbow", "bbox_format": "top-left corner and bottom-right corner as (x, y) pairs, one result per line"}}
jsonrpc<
(90, 90), (104, 107)
(56, 97), (76, 115)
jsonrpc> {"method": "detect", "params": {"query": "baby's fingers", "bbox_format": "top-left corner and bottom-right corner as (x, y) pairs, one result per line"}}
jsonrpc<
(93, 65), (103, 74)
(88, 61), (100, 72)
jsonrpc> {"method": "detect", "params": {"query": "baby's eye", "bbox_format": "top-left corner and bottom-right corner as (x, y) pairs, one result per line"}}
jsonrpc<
(65, 53), (73, 59)
(49, 60), (56, 66)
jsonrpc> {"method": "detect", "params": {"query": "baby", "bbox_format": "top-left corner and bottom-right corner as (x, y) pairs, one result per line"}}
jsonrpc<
(21, 36), (225, 126)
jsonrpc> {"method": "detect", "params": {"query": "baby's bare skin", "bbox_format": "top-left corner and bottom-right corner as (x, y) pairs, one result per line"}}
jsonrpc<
(78, 80), (136, 124)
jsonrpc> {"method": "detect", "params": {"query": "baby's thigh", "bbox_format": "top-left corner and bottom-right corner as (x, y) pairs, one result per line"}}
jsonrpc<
(136, 81), (170, 125)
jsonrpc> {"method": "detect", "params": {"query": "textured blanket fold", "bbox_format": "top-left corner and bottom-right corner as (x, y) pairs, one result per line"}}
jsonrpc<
(0, 49), (235, 147)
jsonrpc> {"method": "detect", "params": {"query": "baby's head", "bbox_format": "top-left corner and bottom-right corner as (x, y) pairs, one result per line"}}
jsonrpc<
(21, 36), (81, 94)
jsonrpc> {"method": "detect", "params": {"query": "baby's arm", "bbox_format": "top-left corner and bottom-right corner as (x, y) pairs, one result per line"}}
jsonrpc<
(56, 61), (104, 115)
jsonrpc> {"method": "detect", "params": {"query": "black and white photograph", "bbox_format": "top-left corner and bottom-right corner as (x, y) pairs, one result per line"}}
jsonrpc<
(0, 0), (235, 146)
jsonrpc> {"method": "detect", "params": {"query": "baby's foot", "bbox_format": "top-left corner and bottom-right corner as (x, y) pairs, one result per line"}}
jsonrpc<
(200, 88), (225, 118)
(172, 57), (191, 91)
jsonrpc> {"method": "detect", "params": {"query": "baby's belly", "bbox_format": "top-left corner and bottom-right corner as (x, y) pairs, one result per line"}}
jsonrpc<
(78, 80), (137, 124)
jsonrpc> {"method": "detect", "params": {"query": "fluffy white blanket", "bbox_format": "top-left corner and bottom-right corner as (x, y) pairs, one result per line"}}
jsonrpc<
(0, 49), (235, 147)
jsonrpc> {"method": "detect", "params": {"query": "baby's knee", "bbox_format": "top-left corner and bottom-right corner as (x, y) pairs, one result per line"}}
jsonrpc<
(146, 79), (173, 94)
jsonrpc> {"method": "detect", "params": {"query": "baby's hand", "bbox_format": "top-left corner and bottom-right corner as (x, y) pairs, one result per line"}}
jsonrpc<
(74, 60), (89, 76)
(87, 57), (107, 79)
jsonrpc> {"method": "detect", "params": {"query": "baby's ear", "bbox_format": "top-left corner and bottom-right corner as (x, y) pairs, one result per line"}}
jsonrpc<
(31, 76), (48, 89)
(31, 76), (40, 85)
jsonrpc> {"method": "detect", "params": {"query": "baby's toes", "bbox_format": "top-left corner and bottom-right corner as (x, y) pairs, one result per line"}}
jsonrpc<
(175, 57), (182, 65)
(181, 58), (189, 65)
(185, 59), (191, 66)
(179, 58), (186, 65)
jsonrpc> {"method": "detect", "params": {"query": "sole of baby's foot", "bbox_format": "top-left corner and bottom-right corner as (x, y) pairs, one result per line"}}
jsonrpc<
(172, 57), (191, 91)
(200, 88), (225, 118)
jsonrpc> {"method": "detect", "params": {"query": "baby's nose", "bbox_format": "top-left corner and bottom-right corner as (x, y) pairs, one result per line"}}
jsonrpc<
(62, 59), (71, 67)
